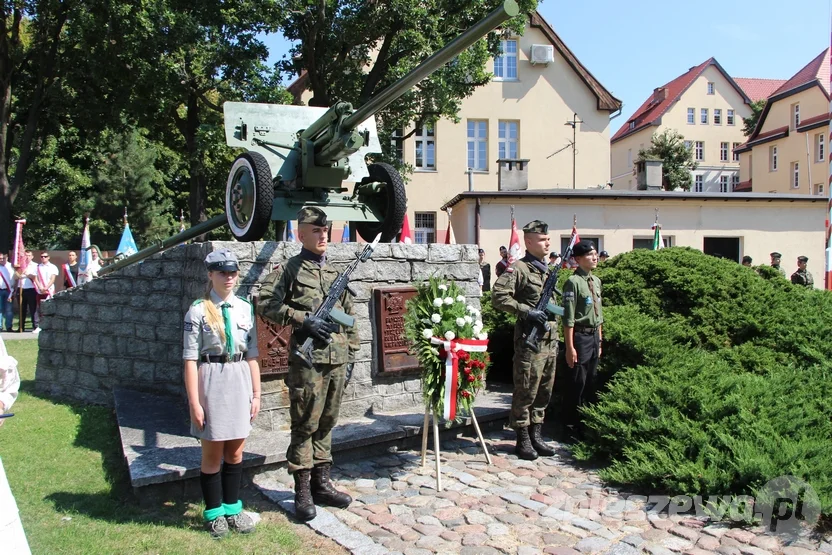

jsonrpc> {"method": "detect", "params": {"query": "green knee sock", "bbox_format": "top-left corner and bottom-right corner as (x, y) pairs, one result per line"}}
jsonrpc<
(223, 500), (243, 516)
(203, 506), (226, 522)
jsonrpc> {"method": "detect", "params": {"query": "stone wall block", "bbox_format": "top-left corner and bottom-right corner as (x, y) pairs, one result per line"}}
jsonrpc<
(461, 245), (479, 261)
(133, 361), (155, 382)
(253, 241), (282, 262)
(374, 261), (411, 283)
(217, 241), (254, 262)
(391, 244), (428, 261)
(326, 243), (362, 261)
(428, 244), (462, 263)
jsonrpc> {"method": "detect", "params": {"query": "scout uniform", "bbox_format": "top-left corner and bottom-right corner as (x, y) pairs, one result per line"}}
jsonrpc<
(790, 256), (814, 288)
(183, 249), (258, 537)
(562, 241), (603, 430)
(492, 220), (558, 461)
(257, 206), (358, 521)
(770, 251), (787, 278)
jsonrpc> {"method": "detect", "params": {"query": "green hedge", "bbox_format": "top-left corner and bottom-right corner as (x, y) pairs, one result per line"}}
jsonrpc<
(574, 247), (832, 515)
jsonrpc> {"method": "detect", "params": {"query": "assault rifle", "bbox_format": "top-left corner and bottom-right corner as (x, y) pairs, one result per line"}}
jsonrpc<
(292, 233), (382, 368)
(522, 243), (574, 353)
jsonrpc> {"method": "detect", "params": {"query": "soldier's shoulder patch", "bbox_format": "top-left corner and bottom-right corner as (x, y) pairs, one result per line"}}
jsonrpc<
(191, 299), (204, 306)
(563, 291), (575, 301)
(183, 321), (193, 332)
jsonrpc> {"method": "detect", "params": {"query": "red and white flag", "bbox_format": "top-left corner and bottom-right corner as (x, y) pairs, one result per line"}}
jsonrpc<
(399, 213), (414, 244)
(563, 218), (580, 268)
(445, 208), (456, 245)
(431, 337), (489, 420)
(12, 220), (26, 269)
(507, 207), (522, 264)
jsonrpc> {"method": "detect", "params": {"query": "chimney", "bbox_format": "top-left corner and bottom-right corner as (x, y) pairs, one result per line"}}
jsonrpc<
(497, 158), (530, 191)
(652, 87), (667, 104)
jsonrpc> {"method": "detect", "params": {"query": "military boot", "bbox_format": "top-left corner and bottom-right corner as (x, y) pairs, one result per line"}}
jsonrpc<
(530, 423), (556, 456)
(293, 469), (317, 521)
(311, 463), (352, 508)
(515, 427), (538, 461)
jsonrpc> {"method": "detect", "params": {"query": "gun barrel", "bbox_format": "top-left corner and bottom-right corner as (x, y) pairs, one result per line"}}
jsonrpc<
(342, 0), (520, 131)
(98, 215), (227, 276)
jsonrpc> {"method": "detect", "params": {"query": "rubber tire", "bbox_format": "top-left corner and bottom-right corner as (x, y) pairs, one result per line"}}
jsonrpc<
(225, 152), (273, 241)
(354, 163), (407, 243)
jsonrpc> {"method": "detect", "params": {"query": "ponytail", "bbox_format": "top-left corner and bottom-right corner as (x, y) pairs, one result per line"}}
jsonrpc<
(202, 283), (226, 344)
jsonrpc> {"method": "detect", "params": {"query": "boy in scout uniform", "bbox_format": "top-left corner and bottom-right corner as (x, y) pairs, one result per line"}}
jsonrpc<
(790, 256), (814, 288)
(770, 252), (787, 277)
(492, 220), (559, 461)
(562, 241), (603, 438)
(257, 207), (359, 521)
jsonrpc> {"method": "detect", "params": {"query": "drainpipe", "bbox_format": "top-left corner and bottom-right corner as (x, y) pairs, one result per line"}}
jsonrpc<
(475, 197), (481, 246)
(467, 167), (474, 191)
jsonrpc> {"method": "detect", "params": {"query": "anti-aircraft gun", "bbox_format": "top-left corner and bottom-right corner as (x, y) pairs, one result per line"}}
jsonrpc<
(223, 0), (520, 242)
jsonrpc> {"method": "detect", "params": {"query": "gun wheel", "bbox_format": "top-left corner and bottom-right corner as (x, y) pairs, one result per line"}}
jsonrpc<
(225, 152), (274, 241)
(354, 163), (407, 243)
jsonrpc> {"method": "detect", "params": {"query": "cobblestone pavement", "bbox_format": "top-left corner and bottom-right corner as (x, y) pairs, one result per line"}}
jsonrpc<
(254, 428), (831, 555)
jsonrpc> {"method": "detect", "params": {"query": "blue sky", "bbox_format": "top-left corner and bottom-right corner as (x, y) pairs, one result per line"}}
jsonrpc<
(261, 0), (830, 124)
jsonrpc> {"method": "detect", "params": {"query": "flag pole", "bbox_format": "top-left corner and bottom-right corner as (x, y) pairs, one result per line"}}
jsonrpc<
(123, 206), (128, 227)
(13, 219), (25, 333)
(827, 12), (832, 289)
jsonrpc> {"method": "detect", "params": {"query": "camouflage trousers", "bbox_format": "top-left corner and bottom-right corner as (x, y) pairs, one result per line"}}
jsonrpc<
(510, 337), (558, 430)
(286, 362), (347, 474)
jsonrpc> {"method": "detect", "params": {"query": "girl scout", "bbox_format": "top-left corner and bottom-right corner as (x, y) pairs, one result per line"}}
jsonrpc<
(183, 249), (261, 538)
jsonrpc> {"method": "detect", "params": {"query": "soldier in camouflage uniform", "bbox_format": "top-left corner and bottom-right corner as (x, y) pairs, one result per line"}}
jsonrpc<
(790, 255), (814, 288)
(770, 252), (787, 277)
(257, 207), (359, 521)
(492, 220), (558, 461)
(562, 241), (603, 439)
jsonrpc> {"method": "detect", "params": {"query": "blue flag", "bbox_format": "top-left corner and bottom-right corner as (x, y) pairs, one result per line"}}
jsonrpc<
(117, 223), (139, 257)
(285, 220), (296, 242)
(341, 222), (350, 243)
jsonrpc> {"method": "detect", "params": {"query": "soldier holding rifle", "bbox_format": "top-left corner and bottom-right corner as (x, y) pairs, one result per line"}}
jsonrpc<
(492, 220), (559, 461)
(258, 207), (360, 521)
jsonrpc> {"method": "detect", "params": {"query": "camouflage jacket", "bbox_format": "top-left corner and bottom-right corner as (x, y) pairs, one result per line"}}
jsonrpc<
(492, 253), (558, 342)
(257, 254), (360, 365)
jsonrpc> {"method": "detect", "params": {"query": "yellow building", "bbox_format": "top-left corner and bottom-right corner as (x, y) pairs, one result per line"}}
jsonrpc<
(288, 12), (621, 242)
(610, 59), (762, 193)
(442, 190), (827, 288)
(735, 48), (830, 195)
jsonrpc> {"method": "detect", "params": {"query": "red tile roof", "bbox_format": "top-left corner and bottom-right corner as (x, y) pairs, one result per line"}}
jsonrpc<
(612, 58), (751, 143)
(771, 48), (830, 97)
(795, 112), (831, 130)
(733, 78), (787, 102)
(734, 180), (752, 192)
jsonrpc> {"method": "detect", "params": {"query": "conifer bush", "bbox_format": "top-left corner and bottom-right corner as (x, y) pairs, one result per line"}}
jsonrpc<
(575, 247), (832, 516)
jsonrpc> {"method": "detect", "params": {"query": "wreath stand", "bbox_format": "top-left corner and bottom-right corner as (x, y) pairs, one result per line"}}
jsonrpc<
(420, 405), (492, 492)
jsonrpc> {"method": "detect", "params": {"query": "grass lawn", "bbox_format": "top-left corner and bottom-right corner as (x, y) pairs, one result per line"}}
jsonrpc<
(0, 339), (343, 554)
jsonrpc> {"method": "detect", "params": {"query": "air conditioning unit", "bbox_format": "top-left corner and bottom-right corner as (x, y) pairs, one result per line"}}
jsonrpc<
(530, 44), (554, 66)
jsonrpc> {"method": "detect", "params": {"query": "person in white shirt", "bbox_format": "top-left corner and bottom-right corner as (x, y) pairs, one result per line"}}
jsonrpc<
(13, 251), (38, 332)
(0, 336), (31, 554)
(33, 253), (59, 334)
(78, 245), (101, 285)
(0, 254), (15, 332)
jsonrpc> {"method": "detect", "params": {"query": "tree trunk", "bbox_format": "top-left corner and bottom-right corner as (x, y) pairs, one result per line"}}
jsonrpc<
(185, 90), (208, 239)
(0, 5), (20, 253)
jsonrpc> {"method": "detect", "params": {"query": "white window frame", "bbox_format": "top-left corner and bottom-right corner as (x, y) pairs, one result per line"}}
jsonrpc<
(414, 123), (436, 171)
(792, 161), (799, 189)
(701, 108), (708, 125)
(733, 142), (741, 162)
(467, 119), (488, 171)
(732, 175), (739, 190)
(770, 146), (778, 171)
(628, 121), (635, 130)
(720, 142), (729, 162)
(695, 141), (704, 161)
(720, 175), (729, 192)
(727, 109), (735, 126)
(391, 127), (404, 164)
(498, 120), (518, 160)
(714, 109), (722, 125)
(414, 212), (436, 244)
(816, 133), (825, 163)
(793, 104), (800, 129)
(493, 39), (518, 81)
(687, 108), (695, 125)
(694, 175), (703, 192)
(707, 82), (715, 95)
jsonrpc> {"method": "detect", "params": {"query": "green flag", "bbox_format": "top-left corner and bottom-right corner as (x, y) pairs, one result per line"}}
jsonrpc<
(652, 223), (663, 250)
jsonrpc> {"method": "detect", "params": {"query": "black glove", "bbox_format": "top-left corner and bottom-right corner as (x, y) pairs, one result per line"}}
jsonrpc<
(526, 309), (548, 327)
(344, 362), (355, 386)
(302, 315), (338, 342)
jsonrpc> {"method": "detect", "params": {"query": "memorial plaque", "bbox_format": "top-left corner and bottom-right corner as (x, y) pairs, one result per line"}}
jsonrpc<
(252, 297), (291, 377)
(374, 286), (420, 375)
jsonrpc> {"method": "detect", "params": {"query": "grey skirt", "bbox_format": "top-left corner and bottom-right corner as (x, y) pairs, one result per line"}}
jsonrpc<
(191, 360), (253, 441)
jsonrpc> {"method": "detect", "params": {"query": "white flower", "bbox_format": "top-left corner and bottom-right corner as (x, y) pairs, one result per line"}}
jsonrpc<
(473, 321), (483, 330)
(443, 297), (454, 305)
(478, 332), (488, 340)
(444, 330), (456, 341)
(422, 328), (434, 339)
(464, 315), (473, 325)
(433, 297), (443, 307)
(431, 313), (441, 323)
(456, 295), (465, 303)
(438, 284), (448, 291)
(467, 305), (476, 313)
(455, 317), (466, 327)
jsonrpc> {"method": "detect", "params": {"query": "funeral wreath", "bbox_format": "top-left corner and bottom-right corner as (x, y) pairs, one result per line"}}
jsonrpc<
(404, 277), (490, 422)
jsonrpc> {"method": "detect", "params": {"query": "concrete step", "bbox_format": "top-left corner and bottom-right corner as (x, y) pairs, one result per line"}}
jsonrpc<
(113, 386), (511, 496)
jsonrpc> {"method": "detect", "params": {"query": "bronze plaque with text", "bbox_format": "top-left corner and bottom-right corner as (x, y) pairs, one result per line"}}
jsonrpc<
(374, 286), (420, 375)
(252, 297), (291, 377)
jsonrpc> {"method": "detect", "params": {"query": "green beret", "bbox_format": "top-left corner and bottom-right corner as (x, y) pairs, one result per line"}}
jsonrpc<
(522, 220), (548, 234)
(297, 206), (328, 226)
(798, 255), (808, 263)
(770, 252), (782, 258)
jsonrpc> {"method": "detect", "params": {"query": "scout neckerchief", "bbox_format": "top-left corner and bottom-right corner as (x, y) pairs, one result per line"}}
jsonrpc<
(220, 301), (235, 356)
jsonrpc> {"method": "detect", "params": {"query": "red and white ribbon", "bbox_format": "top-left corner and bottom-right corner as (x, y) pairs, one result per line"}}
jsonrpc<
(63, 263), (76, 288)
(430, 337), (489, 420)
